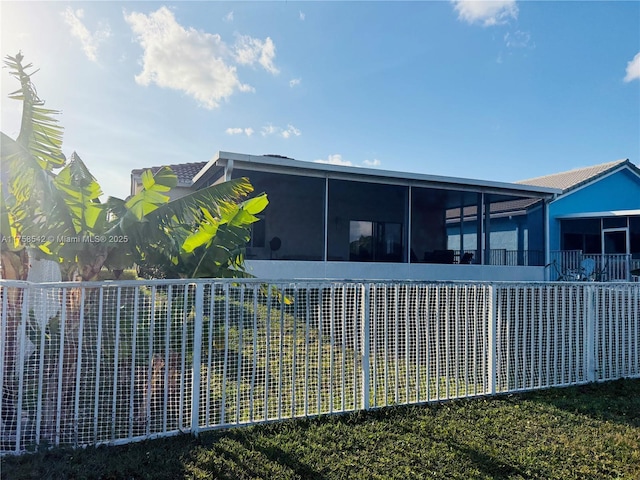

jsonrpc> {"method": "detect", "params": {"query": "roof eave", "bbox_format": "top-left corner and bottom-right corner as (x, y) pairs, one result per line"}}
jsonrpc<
(212, 151), (560, 198)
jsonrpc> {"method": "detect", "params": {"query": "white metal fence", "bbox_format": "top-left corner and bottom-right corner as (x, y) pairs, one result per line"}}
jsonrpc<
(1, 279), (639, 454)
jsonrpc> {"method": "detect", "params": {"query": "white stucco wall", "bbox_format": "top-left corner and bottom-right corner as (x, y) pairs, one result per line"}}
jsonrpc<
(245, 260), (546, 282)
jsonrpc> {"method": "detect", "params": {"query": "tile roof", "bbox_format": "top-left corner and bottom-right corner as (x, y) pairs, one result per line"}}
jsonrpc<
(516, 159), (631, 192)
(446, 198), (539, 221)
(131, 162), (207, 186)
(447, 159), (637, 221)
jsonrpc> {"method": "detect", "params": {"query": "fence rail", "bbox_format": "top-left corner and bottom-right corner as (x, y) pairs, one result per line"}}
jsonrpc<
(1, 279), (639, 454)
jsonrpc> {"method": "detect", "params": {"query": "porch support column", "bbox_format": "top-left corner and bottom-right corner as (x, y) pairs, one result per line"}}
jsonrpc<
(459, 194), (464, 260)
(324, 176), (329, 262)
(544, 200), (550, 280)
(477, 193), (485, 265)
(517, 220), (525, 266)
(407, 185), (412, 264)
(484, 193), (491, 266)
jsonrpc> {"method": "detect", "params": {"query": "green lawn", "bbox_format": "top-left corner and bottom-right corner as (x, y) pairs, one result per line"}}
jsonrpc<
(2, 378), (639, 480)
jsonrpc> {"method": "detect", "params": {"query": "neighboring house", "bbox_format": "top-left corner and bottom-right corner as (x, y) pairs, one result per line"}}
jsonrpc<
(131, 161), (207, 200)
(132, 151), (559, 281)
(447, 159), (640, 280)
(446, 197), (545, 267)
(520, 159), (640, 280)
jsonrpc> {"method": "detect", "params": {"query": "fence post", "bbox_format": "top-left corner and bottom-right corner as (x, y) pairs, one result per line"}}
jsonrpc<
(361, 284), (371, 410)
(0, 287), (7, 449)
(191, 283), (204, 437)
(487, 284), (497, 395)
(14, 283), (30, 453)
(585, 285), (596, 383)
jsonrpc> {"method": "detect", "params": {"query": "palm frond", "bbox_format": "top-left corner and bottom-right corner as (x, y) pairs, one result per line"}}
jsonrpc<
(182, 193), (268, 253)
(124, 177), (266, 278)
(124, 166), (177, 221)
(1, 132), (76, 247)
(148, 177), (255, 227)
(4, 53), (65, 171)
(53, 152), (106, 233)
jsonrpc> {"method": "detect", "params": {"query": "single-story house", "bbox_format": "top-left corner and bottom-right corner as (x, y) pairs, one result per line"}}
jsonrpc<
(132, 152), (559, 281)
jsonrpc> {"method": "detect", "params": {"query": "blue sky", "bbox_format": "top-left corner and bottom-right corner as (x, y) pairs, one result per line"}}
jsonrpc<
(1, 1), (639, 200)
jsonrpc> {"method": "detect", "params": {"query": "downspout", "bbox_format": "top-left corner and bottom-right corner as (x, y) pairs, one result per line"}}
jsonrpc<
(130, 172), (136, 198)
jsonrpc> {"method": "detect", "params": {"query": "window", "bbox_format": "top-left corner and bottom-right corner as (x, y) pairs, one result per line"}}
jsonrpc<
(561, 218), (601, 253)
(630, 217), (640, 256)
(349, 221), (372, 260)
(349, 221), (403, 262)
(328, 179), (406, 262)
(603, 217), (627, 229)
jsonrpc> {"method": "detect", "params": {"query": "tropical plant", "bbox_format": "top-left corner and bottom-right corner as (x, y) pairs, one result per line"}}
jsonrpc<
(0, 53), (268, 443)
(0, 52), (268, 282)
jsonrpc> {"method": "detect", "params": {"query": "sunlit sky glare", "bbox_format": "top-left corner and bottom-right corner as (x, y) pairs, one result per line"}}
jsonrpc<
(1, 1), (639, 201)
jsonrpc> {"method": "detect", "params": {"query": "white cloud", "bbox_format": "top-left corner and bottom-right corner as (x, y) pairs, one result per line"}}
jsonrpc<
(223, 11), (234, 22)
(225, 127), (254, 136)
(281, 124), (301, 139)
(61, 7), (111, 62)
(261, 124), (301, 138)
(314, 154), (352, 166)
(289, 78), (301, 87)
(124, 7), (270, 109)
(299, 11), (306, 21)
(261, 124), (279, 136)
(624, 52), (640, 82)
(504, 30), (532, 48)
(363, 159), (381, 167)
(451, 0), (518, 26)
(234, 35), (279, 74)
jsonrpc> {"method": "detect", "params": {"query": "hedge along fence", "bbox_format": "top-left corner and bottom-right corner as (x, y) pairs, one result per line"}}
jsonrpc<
(1, 278), (639, 455)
